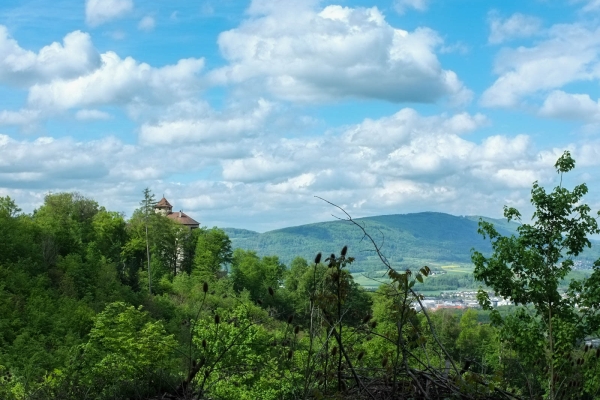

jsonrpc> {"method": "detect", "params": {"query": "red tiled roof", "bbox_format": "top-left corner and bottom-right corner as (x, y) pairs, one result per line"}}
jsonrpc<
(167, 211), (199, 227)
(156, 197), (172, 208)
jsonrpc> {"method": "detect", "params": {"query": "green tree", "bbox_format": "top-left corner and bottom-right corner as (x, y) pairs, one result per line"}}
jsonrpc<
(125, 205), (184, 293)
(472, 151), (600, 398)
(33, 192), (99, 263)
(425, 309), (461, 361)
(193, 227), (233, 277)
(230, 249), (285, 303)
(284, 257), (310, 293)
(0, 196), (36, 266)
(455, 309), (497, 374)
(0, 196), (21, 217)
(78, 302), (177, 398)
(92, 208), (127, 264)
(140, 188), (156, 294)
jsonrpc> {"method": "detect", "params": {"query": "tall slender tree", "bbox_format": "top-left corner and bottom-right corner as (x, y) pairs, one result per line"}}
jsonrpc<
(140, 188), (156, 294)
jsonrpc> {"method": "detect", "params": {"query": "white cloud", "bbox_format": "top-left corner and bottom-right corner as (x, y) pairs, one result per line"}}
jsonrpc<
(210, 2), (470, 104)
(394, 0), (428, 15)
(488, 11), (542, 44)
(539, 90), (600, 122)
(138, 16), (155, 32)
(0, 109), (40, 126)
(222, 154), (298, 182)
(139, 99), (273, 145)
(27, 52), (204, 112)
(0, 133), (218, 189)
(0, 135), (113, 186)
(86, 0), (134, 27)
(344, 109), (488, 149)
(0, 27), (100, 86)
(2, 106), (597, 231)
(577, 139), (600, 167)
(214, 108), (538, 198)
(481, 24), (600, 108)
(0, 29), (213, 134)
(75, 109), (112, 120)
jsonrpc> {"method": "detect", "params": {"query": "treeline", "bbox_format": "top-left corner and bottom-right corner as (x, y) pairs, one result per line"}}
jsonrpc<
(419, 272), (478, 291)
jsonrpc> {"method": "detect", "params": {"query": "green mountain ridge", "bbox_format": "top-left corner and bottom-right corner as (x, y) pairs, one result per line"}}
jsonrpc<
(223, 212), (600, 273)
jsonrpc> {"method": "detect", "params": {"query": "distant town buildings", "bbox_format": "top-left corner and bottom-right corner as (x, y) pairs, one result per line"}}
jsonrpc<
(412, 293), (513, 310)
(155, 197), (200, 230)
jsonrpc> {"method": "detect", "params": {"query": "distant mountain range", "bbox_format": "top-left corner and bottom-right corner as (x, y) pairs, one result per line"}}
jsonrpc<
(223, 212), (600, 273)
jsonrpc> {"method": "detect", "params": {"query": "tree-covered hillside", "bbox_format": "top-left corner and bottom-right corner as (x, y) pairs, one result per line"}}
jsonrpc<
(224, 212), (520, 272)
(225, 213), (600, 273)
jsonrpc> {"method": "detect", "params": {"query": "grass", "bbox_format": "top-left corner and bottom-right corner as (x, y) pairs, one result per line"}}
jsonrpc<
(440, 265), (474, 274)
(352, 270), (390, 290)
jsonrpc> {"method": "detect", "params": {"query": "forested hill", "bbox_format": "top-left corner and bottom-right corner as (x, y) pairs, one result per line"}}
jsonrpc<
(225, 212), (600, 272)
(223, 212), (521, 272)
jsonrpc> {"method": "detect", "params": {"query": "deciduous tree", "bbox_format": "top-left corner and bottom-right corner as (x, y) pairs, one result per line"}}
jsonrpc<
(472, 151), (600, 399)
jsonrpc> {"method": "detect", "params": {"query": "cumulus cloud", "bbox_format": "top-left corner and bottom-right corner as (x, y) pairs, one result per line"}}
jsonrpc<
(394, 0), (428, 14)
(214, 108), (539, 198)
(0, 133), (218, 189)
(488, 11), (542, 44)
(0, 27), (100, 86)
(2, 106), (598, 231)
(26, 52), (204, 112)
(0, 135), (112, 186)
(138, 16), (155, 32)
(539, 91), (600, 121)
(210, 1), (470, 104)
(86, 0), (134, 27)
(139, 99), (273, 145)
(481, 24), (600, 108)
(340, 110), (535, 190)
(222, 154), (298, 182)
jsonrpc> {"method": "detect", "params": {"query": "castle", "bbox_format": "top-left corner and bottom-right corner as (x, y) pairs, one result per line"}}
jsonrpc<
(154, 197), (200, 230)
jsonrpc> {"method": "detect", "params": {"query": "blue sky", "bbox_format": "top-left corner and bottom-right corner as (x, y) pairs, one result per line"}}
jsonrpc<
(1, 0), (600, 231)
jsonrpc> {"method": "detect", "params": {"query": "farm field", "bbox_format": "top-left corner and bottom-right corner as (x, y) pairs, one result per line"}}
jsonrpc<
(352, 264), (478, 292)
(439, 264), (474, 274)
(352, 270), (390, 290)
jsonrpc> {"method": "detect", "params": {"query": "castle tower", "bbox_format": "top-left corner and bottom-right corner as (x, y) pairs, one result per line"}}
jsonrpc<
(154, 196), (173, 216)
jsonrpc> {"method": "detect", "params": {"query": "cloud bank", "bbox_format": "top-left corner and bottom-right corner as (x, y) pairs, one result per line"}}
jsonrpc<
(211, 2), (471, 104)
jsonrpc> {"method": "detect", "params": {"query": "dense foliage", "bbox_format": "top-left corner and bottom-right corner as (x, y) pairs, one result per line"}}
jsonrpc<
(0, 153), (599, 399)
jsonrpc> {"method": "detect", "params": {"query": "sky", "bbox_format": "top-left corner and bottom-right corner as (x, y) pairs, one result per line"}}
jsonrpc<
(1, 0), (600, 232)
